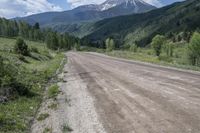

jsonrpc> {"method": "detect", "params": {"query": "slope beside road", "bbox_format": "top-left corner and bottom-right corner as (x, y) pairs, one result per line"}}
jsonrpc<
(63, 52), (200, 133)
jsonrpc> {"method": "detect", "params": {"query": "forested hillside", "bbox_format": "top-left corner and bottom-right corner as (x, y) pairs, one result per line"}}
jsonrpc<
(0, 18), (79, 50)
(82, 0), (200, 48)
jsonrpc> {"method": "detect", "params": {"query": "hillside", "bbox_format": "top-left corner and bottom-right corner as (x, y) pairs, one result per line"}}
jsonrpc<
(83, 0), (200, 47)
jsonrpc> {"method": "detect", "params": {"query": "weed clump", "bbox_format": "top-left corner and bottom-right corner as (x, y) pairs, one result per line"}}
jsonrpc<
(37, 113), (50, 121)
(48, 84), (60, 98)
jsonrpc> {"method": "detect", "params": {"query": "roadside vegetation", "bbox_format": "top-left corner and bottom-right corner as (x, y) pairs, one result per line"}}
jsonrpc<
(0, 18), (78, 133)
(109, 32), (200, 70)
(81, 32), (200, 71)
(0, 37), (64, 132)
(48, 84), (60, 99)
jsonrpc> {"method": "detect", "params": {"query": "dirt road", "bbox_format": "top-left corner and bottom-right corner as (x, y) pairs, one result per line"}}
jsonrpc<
(64, 52), (200, 133)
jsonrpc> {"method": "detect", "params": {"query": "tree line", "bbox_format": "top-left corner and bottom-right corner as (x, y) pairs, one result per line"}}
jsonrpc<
(0, 18), (79, 50)
(102, 31), (200, 67)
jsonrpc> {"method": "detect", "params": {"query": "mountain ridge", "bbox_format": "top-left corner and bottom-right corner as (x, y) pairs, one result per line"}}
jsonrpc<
(14, 0), (156, 28)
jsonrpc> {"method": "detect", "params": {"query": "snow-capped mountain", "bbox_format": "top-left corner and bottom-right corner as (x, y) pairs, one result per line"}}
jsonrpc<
(75, 0), (155, 12)
(15, 0), (156, 31)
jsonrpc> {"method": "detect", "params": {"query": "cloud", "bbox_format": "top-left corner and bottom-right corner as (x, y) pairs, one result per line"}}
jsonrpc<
(67, 0), (105, 8)
(67, 0), (163, 8)
(0, 0), (62, 18)
(144, 0), (162, 7)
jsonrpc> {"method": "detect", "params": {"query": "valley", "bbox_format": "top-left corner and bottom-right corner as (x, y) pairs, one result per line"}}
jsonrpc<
(0, 0), (200, 133)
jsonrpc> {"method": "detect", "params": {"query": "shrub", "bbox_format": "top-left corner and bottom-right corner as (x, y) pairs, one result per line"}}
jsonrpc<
(188, 32), (200, 66)
(151, 35), (166, 56)
(14, 38), (29, 56)
(106, 38), (115, 52)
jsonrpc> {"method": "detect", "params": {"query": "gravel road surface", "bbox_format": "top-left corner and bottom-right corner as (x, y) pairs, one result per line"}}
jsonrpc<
(64, 52), (200, 133)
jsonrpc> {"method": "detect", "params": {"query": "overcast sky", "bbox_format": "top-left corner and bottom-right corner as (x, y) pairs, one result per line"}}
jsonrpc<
(0, 0), (184, 18)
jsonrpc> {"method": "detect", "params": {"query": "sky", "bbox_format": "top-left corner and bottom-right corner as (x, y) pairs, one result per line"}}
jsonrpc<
(0, 0), (184, 18)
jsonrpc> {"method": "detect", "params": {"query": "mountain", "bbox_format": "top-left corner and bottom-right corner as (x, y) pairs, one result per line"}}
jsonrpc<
(15, 0), (156, 30)
(82, 0), (200, 47)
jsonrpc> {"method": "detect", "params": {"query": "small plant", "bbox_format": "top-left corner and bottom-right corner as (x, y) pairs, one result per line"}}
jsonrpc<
(14, 38), (29, 56)
(62, 124), (73, 132)
(43, 127), (52, 133)
(37, 113), (50, 121)
(48, 103), (58, 110)
(48, 84), (60, 98)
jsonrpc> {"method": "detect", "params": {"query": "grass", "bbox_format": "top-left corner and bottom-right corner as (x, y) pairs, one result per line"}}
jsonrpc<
(37, 113), (50, 121)
(48, 84), (60, 98)
(0, 37), (64, 132)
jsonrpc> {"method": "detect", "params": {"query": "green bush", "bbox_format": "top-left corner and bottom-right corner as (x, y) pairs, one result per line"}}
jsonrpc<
(14, 38), (29, 56)
(188, 32), (200, 66)
(106, 38), (115, 52)
(151, 35), (166, 56)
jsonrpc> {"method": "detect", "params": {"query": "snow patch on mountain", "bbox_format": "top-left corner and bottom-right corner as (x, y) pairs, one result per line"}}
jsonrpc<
(99, 0), (153, 11)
